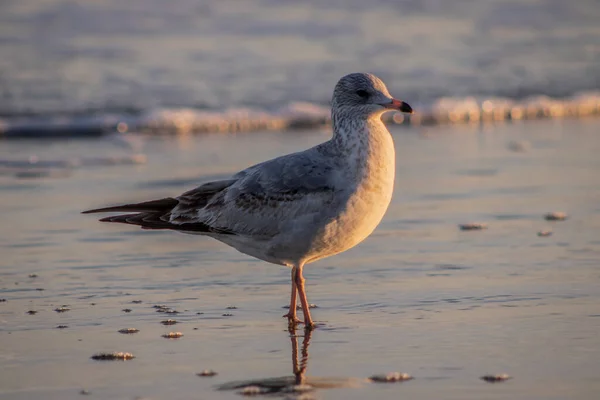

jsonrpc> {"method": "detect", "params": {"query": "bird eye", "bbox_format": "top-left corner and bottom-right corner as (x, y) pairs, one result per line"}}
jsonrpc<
(356, 90), (369, 98)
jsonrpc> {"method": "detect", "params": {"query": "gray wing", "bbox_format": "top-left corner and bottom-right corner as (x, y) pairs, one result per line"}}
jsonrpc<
(171, 150), (342, 238)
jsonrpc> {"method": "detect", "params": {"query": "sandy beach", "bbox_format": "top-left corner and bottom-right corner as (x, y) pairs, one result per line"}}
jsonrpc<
(2, 1), (600, 397)
(1, 119), (599, 399)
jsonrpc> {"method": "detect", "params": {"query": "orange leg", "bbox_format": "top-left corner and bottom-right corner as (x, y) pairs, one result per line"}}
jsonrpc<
(294, 263), (315, 330)
(283, 266), (301, 325)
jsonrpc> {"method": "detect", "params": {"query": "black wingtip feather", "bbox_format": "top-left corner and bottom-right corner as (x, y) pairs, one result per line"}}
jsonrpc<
(82, 198), (179, 214)
(83, 194), (235, 235)
(93, 210), (234, 235)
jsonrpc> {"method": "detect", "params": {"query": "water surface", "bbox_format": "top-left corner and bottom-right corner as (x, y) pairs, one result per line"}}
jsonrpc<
(1, 0), (599, 136)
(1, 119), (599, 399)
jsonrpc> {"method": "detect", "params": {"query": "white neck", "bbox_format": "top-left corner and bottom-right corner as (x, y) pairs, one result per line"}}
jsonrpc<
(330, 109), (390, 153)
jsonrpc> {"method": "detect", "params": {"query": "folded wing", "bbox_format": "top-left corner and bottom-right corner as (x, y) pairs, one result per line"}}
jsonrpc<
(83, 149), (340, 239)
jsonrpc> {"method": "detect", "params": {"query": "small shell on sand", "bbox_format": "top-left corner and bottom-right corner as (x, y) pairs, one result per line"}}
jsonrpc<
(459, 223), (488, 231)
(161, 319), (178, 325)
(507, 140), (531, 152)
(155, 306), (179, 314)
(481, 374), (512, 383)
(162, 332), (183, 339)
(283, 384), (314, 393)
(197, 369), (218, 377)
(54, 306), (70, 313)
(118, 328), (140, 334)
(282, 304), (318, 310)
(91, 352), (135, 361)
(537, 230), (553, 237)
(291, 394), (317, 400)
(369, 372), (413, 383)
(239, 386), (268, 396)
(544, 212), (568, 221)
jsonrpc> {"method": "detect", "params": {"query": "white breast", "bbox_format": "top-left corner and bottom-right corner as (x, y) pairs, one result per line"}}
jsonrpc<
(304, 119), (396, 263)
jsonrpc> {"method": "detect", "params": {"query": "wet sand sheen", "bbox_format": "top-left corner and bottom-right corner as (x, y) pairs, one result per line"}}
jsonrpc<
(1, 120), (600, 399)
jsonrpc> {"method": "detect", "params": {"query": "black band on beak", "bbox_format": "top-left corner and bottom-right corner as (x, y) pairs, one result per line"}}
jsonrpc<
(399, 101), (413, 114)
(384, 98), (414, 114)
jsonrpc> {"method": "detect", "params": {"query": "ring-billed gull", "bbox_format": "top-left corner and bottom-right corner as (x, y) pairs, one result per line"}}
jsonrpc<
(83, 73), (413, 329)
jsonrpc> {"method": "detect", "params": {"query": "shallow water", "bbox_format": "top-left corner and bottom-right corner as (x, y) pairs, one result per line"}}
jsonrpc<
(1, 119), (599, 399)
(1, 0), (600, 136)
(3, 0), (600, 113)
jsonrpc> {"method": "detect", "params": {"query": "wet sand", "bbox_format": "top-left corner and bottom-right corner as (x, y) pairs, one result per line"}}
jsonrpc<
(1, 119), (600, 399)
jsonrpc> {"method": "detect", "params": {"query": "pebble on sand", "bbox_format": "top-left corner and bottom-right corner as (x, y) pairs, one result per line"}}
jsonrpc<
(28, 274), (38, 278)
(122, 308), (132, 313)
(481, 374), (512, 383)
(537, 230), (553, 237)
(544, 212), (568, 221)
(27, 310), (37, 315)
(131, 300), (143, 304)
(369, 372), (413, 383)
(91, 352), (135, 361)
(197, 369), (218, 377)
(54, 306), (70, 313)
(56, 325), (69, 329)
(459, 223), (488, 231)
(222, 313), (234, 317)
(162, 332), (183, 339)
(161, 319), (178, 325)
(118, 328), (140, 334)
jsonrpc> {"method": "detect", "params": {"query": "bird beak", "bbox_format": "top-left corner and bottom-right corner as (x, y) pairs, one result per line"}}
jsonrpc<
(384, 98), (413, 114)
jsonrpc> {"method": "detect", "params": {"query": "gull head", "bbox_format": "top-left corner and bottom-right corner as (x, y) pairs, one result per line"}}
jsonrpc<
(332, 73), (413, 118)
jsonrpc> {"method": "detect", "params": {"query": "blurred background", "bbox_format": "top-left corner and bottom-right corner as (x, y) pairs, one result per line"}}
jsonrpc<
(0, 0), (599, 135)
(1, 2), (600, 400)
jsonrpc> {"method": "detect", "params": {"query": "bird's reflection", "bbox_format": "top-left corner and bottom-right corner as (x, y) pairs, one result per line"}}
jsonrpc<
(217, 328), (358, 397)
(291, 327), (311, 385)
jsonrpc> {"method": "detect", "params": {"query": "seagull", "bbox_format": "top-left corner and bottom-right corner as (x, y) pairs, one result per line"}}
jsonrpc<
(83, 73), (413, 329)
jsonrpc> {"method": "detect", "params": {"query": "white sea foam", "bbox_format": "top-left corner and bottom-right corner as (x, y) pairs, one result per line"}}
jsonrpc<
(0, 92), (599, 138)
